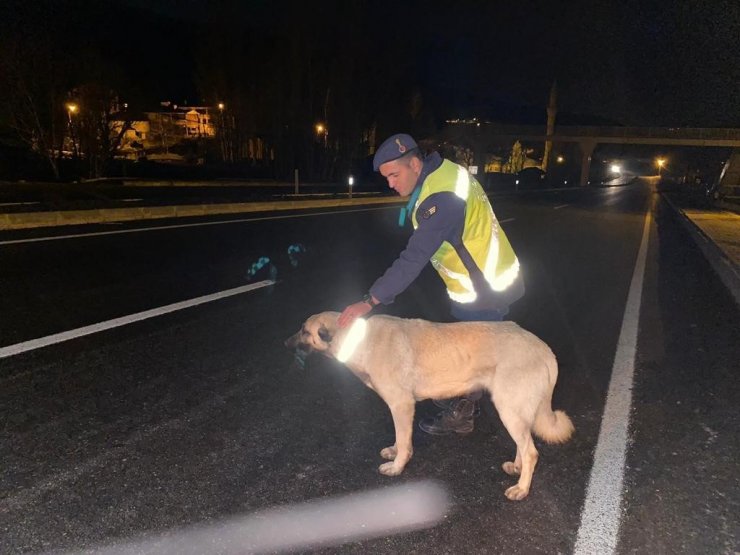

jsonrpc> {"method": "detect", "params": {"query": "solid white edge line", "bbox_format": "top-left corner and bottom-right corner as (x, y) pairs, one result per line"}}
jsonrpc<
(573, 208), (652, 554)
(553, 204), (569, 210)
(0, 280), (275, 359)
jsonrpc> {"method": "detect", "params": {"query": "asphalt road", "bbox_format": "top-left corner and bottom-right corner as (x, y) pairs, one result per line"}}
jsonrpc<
(0, 180), (737, 554)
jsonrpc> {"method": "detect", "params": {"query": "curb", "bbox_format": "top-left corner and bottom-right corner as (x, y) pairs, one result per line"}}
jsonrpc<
(662, 194), (740, 307)
(0, 196), (405, 231)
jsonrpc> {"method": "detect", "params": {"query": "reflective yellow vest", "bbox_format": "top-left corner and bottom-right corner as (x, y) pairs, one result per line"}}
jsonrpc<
(411, 159), (520, 304)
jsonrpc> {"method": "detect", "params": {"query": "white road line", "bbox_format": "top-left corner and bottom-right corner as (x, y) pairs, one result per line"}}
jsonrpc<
(553, 204), (569, 210)
(574, 207), (652, 554)
(500, 217), (515, 224)
(0, 280), (275, 359)
(0, 206), (396, 245)
(0, 201), (40, 206)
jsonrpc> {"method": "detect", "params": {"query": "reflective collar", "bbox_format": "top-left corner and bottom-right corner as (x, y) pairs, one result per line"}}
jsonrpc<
(337, 318), (368, 362)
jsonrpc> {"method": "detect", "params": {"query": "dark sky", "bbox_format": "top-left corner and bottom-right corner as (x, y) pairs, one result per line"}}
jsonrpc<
(12, 0), (740, 127)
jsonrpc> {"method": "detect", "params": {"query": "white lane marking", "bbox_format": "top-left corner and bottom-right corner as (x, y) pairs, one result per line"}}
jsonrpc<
(0, 201), (40, 206)
(574, 207), (652, 554)
(0, 280), (275, 359)
(500, 217), (515, 224)
(553, 204), (569, 210)
(0, 206), (397, 245)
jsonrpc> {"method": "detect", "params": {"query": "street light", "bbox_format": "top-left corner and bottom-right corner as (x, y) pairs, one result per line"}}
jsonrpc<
(656, 157), (666, 177)
(66, 103), (79, 158)
(316, 123), (328, 147)
(348, 175), (354, 199)
(556, 155), (564, 164)
(217, 103), (227, 161)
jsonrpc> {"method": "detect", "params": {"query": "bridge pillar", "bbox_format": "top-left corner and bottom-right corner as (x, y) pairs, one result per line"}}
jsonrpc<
(719, 148), (740, 196)
(579, 140), (597, 186)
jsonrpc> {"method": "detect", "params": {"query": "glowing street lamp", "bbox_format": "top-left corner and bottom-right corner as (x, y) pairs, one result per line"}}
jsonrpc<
(656, 157), (666, 177)
(315, 123), (328, 147)
(218, 102), (225, 111)
(556, 155), (564, 164)
(348, 175), (354, 199)
(65, 103), (79, 158)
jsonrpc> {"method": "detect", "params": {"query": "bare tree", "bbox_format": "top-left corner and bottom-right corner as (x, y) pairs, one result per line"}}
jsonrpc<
(71, 83), (134, 178)
(0, 32), (69, 178)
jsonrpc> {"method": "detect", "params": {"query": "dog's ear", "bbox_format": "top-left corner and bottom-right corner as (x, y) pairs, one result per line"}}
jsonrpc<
(318, 325), (333, 344)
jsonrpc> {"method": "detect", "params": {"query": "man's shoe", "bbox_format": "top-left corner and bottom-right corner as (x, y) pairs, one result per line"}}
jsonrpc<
(419, 399), (477, 435)
(432, 396), (481, 416)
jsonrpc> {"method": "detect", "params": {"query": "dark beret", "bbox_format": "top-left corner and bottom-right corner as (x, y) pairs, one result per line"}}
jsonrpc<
(373, 133), (419, 171)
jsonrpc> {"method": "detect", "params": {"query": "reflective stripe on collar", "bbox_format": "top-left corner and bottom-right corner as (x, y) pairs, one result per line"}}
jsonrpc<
(337, 318), (368, 362)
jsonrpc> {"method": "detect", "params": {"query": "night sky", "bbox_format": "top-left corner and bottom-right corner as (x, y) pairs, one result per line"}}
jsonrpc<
(3, 0), (739, 127)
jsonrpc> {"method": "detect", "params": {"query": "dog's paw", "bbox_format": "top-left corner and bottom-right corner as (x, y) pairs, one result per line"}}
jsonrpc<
(378, 461), (404, 476)
(502, 461), (521, 476)
(380, 446), (397, 460)
(504, 484), (530, 501)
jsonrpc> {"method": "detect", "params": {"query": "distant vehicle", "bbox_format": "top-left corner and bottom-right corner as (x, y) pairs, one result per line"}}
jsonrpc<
(516, 167), (545, 188)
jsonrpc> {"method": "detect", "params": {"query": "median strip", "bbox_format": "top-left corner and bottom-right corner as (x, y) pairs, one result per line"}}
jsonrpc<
(0, 196), (405, 231)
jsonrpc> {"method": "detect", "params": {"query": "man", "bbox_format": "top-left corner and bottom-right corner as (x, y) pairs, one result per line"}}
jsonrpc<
(338, 133), (525, 435)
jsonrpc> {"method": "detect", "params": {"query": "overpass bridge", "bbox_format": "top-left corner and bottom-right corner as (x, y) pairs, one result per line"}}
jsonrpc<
(437, 123), (740, 187)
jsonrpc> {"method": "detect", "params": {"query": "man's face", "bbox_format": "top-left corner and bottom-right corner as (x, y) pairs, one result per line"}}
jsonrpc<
(379, 156), (422, 197)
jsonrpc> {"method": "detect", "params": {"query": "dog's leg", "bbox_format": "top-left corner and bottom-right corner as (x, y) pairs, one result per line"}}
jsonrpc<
(502, 447), (522, 476)
(497, 408), (538, 501)
(379, 445), (397, 460)
(378, 400), (415, 476)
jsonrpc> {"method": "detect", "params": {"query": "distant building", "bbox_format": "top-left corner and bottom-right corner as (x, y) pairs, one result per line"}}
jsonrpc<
(109, 102), (216, 160)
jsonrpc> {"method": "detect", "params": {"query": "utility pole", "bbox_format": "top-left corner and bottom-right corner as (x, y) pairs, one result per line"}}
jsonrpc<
(542, 81), (557, 174)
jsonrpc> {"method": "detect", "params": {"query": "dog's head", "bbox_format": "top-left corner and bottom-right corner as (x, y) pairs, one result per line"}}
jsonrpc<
(284, 311), (340, 355)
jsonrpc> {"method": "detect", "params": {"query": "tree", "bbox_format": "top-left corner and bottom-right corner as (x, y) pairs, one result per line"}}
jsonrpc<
(502, 141), (526, 174)
(71, 84), (134, 178)
(0, 22), (70, 178)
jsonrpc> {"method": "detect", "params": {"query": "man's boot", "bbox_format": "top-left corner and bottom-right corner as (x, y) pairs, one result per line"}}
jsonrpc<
(419, 397), (478, 435)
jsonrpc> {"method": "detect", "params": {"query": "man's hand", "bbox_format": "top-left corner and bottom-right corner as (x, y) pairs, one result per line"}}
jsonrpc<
(338, 301), (373, 328)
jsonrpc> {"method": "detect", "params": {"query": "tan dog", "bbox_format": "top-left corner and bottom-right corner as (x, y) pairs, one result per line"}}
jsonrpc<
(285, 312), (574, 500)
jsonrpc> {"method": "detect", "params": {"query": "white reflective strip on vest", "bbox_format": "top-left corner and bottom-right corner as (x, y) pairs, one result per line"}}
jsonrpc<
(490, 257), (520, 291)
(484, 220), (500, 285)
(433, 260), (478, 303)
(437, 255), (520, 303)
(337, 318), (368, 363)
(455, 166), (470, 199)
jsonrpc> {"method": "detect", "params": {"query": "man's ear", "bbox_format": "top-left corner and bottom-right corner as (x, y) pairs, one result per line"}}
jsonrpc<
(318, 326), (333, 344)
(410, 155), (423, 175)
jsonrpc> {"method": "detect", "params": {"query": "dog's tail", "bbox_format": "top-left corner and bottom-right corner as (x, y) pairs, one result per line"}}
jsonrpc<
(533, 405), (574, 444)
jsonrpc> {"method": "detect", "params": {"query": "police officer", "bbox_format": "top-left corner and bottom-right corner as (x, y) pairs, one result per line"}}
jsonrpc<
(338, 133), (525, 435)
